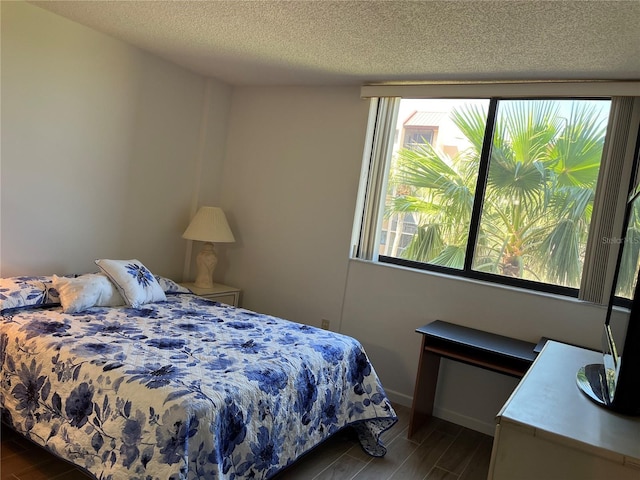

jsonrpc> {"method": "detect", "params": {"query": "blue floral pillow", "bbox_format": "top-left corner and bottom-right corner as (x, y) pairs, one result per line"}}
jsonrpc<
(95, 259), (166, 308)
(155, 275), (191, 294)
(0, 275), (68, 312)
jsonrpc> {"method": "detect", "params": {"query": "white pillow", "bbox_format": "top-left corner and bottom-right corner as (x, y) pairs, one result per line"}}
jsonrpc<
(95, 259), (166, 308)
(52, 273), (124, 313)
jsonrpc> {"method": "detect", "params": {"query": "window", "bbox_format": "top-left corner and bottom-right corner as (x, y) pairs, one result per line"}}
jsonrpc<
(354, 84), (640, 303)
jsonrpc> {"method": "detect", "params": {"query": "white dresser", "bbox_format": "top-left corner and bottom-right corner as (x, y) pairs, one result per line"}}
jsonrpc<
(489, 340), (640, 480)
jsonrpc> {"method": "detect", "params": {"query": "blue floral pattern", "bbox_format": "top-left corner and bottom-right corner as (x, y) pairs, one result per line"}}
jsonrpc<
(154, 276), (191, 294)
(0, 275), (72, 312)
(1, 295), (396, 480)
(126, 263), (154, 287)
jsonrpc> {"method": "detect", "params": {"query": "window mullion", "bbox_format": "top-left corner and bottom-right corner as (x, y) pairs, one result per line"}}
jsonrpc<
(463, 99), (499, 271)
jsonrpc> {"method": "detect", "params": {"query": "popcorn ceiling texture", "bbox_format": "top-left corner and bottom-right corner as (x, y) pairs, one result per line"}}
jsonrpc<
(30, 0), (640, 86)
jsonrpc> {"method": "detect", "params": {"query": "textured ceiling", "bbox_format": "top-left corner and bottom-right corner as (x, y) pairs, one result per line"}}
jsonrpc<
(30, 0), (640, 86)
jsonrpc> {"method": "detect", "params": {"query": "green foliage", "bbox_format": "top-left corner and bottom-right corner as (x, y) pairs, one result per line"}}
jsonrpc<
(384, 100), (609, 288)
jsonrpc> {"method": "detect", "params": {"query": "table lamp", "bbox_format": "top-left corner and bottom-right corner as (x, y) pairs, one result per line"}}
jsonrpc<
(182, 206), (235, 288)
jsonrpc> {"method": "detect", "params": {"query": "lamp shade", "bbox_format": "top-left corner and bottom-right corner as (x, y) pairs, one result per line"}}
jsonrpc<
(182, 207), (235, 243)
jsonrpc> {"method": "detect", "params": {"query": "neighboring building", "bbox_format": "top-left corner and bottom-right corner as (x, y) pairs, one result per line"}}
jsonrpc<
(381, 111), (443, 257)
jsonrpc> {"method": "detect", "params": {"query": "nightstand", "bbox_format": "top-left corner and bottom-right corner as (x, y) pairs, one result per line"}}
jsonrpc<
(180, 282), (241, 307)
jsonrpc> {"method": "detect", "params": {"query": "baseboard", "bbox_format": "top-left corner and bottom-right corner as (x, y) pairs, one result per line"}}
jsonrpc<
(384, 388), (413, 408)
(384, 388), (496, 437)
(433, 406), (495, 436)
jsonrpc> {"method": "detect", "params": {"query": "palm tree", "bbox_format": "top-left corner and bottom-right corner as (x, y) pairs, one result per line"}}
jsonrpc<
(385, 100), (608, 288)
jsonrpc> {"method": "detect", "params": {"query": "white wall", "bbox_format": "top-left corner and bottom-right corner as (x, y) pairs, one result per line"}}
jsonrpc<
(1, 1), (231, 278)
(219, 86), (367, 324)
(221, 86), (617, 434)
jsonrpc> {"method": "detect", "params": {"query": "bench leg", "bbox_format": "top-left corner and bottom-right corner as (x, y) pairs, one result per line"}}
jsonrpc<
(408, 337), (440, 438)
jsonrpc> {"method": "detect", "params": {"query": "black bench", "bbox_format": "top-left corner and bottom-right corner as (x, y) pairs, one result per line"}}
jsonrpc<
(408, 320), (541, 437)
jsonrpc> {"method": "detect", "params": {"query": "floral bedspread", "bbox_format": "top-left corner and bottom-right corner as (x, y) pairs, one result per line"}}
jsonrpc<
(0, 295), (396, 480)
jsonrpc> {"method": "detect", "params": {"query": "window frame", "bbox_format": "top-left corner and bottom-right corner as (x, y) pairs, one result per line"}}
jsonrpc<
(353, 84), (640, 304)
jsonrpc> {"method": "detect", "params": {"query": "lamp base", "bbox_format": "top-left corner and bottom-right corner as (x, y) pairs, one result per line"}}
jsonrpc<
(193, 242), (217, 289)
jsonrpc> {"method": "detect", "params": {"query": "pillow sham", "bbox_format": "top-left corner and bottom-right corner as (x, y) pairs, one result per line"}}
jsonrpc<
(0, 275), (73, 312)
(155, 275), (191, 294)
(0, 276), (48, 312)
(52, 273), (124, 313)
(95, 259), (166, 308)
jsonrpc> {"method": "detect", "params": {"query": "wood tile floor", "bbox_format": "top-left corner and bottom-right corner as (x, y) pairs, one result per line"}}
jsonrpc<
(1, 404), (493, 480)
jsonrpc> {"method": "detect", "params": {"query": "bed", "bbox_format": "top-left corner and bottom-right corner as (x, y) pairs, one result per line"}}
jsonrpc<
(0, 267), (397, 480)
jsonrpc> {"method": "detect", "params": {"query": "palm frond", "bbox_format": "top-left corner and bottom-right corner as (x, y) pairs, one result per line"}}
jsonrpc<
(538, 218), (582, 287)
(450, 105), (488, 155)
(499, 100), (561, 164)
(401, 225), (446, 264)
(429, 245), (467, 269)
(550, 101), (608, 188)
